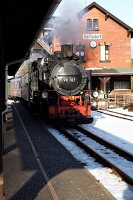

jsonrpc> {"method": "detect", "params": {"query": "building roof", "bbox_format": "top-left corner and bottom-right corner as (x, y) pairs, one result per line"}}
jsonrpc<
(88, 68), (133, 76)
(78, 2), (133, 37)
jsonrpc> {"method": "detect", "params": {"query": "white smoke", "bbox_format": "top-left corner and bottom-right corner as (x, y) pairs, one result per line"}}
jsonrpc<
(52, 0), (84, 44)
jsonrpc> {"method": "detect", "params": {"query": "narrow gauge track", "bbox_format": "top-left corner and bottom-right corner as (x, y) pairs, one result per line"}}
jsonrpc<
(55, 125), (133, 186)
(97, 109), (133, 121)
(76, 125), (133, 161)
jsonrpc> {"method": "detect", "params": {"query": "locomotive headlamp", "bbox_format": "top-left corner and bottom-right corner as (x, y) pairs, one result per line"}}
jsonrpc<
(42, 92), (48, 99)
(72, 96), (75, 100)
(93, 91), (98, 98)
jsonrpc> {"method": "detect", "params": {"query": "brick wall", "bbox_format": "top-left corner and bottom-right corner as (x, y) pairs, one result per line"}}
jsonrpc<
(77, 7), (132, 69)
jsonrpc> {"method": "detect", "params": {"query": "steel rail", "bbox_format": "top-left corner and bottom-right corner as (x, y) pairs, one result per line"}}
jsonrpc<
(75, 125), (133, 161)
(56, 126), (133, 186)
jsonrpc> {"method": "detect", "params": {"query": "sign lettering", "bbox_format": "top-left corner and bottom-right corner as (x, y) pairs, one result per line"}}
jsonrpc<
(83, 34), (102, 40)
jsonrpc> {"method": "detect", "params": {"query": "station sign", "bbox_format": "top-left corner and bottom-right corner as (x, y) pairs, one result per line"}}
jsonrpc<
(83, 34), (102, 40)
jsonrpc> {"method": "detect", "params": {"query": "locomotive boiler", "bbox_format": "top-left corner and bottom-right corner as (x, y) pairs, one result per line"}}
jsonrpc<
(10, 44), (93, 124)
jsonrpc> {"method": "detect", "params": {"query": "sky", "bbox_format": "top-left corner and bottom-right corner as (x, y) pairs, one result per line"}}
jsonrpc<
(48, 107), (133, 200)
(54, 0), (133, 28)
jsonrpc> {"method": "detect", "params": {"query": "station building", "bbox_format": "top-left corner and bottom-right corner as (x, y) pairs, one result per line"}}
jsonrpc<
(77, 2), (133, 97)
(37, 2), (133, 104)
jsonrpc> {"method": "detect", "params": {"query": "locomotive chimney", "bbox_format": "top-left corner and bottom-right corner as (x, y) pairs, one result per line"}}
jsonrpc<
(61, 44), (73, 58)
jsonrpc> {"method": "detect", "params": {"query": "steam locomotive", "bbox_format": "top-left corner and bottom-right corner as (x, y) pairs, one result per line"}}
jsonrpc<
(9, 44), (93, 124)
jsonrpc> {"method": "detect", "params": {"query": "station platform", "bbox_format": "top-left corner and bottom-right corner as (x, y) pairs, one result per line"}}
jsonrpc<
(3, 101), (115, 200)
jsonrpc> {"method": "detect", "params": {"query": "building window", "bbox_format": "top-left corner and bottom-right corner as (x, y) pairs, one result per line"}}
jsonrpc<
(100, 44), (110, 62)
(87, 19), (92, 30)
(93, 19), (98, 30)
(87, 19), (99, 30)
(114, 81), (130, 90)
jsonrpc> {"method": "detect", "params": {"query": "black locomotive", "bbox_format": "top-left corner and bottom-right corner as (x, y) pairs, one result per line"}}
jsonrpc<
(10, 44), (93, 124)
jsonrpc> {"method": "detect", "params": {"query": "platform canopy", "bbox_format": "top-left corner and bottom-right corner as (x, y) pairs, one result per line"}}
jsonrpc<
(1, 0), (62, 76)
(90, 68), (133, 76)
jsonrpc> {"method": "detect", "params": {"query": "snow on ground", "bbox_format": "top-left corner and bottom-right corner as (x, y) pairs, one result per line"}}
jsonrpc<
(48, 107), (133, 200)
(81, 108), (133, 155)
(109, 107), (133, 116)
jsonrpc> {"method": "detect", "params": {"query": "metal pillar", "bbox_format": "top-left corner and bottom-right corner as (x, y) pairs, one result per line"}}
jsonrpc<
(0, 17), (4, 197)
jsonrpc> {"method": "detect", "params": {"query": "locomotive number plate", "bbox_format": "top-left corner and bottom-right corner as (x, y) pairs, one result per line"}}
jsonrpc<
(62, 77), (76, 82)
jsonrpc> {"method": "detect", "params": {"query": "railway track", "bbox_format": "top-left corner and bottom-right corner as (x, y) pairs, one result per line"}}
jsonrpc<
(55, 125), (133, 186)
(97, 109), (133, 121)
